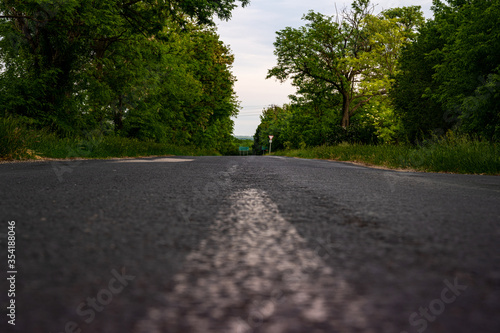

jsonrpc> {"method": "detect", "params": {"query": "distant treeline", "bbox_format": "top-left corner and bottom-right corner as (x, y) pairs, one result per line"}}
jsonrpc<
(0, 0), (248, 155)
(255, 0), (499, 151)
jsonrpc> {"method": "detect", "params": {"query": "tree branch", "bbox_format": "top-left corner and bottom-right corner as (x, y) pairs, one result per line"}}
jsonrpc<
(350, 95), (373, 115)
(0, 15), (31, 19)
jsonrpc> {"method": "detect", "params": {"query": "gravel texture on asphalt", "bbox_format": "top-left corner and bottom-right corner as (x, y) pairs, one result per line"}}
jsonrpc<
(0, 156), (499, 333)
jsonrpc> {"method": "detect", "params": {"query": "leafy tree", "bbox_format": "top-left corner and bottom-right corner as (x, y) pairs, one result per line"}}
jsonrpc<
(0, 0), (248, 135)
(432, 0), (500, 140)
(253, 105), (291, 152)
(390, 20), (449, 142)
(353, 98), (400, 143)
(0, 1), (90, 133)
(186, 28), (239, 151)
(267, 0), (423, 128)
(285, 95), (341, 148)
(459, 72), (500, 141)
(392, 0), (500, 142)
(118, 24), (239, 152)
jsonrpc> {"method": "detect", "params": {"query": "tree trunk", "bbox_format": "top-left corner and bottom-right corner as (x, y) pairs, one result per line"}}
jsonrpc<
(114, 95), (124, 131)
(341, 93), (350, 128)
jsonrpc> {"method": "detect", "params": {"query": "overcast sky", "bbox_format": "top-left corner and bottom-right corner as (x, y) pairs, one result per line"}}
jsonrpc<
(215, 0), (434, 136)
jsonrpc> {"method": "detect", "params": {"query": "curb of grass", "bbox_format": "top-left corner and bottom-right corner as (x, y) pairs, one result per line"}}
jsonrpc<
(322, 158), (421, 173)
(274, 150), (500, 176)
(277, 155), (421, 173)
(0, 154), (181, 164)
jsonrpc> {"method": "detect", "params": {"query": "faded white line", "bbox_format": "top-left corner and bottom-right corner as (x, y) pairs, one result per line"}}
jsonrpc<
(114, 158), (194, 163)
(135, 189), (370, 333)
(266, 156), (289, 160)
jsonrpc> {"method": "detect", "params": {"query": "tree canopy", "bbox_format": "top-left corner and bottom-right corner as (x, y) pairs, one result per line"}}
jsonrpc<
(391, 0), (500, 142)
(267, 0), (423, 128)
(260, 0), (499, 149)
(0, 0), (247, 152)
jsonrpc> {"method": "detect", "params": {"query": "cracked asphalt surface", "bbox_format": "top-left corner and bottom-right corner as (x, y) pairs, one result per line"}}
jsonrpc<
(0, 155), (499, 332)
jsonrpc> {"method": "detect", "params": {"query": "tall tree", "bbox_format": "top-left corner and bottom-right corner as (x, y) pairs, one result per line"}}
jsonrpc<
(119, 24), (239, 152)
(391, 0), (500, 141)
(0, 0), (248, 133)
(253, 105), (291, 152)
(267, 0), (423, 128)
(390, 18), (448, 142)
(432, 0), (500, 140)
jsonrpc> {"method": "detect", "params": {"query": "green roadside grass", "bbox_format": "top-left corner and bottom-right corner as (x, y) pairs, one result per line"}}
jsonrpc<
(0, 117), (219, 161)
(274, 138), (500, 175)
(31, 135), (220, 159)
(2, 117), (499, 174)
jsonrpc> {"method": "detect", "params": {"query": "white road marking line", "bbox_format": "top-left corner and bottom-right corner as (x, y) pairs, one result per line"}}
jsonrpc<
(114, 158), (194, 163)
(135, 189), (370, 333)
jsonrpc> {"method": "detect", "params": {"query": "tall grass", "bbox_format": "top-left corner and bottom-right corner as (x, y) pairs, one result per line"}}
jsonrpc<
(31, 135), (220, 159)
(0, 118), (219, 160)
(3, 118), (499, 174)
(275, 134), (500, 175)
(0, 117), (41, 159)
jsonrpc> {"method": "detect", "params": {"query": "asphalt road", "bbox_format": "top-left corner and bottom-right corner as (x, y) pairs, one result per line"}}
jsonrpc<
(1, 155), (499, 333)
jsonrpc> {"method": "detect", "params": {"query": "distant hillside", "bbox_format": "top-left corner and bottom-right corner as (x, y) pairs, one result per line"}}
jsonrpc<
(234, 136), (254, 141)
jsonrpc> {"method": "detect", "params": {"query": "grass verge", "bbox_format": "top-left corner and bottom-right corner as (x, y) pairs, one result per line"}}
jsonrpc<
(31, 134), (220, 159)
(274, 136), (500, 175)
(0, 117), (219, 161)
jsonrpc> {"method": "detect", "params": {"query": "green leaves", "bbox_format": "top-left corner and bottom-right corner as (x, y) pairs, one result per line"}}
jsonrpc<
(268, 1), (422, 128)
(0, 0), (243, 152)
(392, 0), (500, 142)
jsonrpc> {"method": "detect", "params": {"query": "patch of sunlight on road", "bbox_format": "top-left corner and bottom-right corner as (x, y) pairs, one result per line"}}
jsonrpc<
(134, 189), (372, 333)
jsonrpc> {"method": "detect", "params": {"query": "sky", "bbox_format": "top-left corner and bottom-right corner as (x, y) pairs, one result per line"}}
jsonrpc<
(215, 0), (434, 136)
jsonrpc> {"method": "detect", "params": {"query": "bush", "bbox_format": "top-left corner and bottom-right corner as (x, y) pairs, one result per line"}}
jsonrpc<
(0, 117), (39, 159)
(0, 116), (221, 160)
(325, 124), (378, 145)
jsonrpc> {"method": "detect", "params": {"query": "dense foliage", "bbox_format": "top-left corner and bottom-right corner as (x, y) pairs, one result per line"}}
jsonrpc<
(257, 0), (499, 151)
(0, 0), (247, 155)
(392, 0), (500, 142)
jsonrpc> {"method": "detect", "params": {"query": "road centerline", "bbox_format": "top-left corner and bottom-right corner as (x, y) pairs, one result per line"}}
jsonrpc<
(135, 188), (369, 333)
